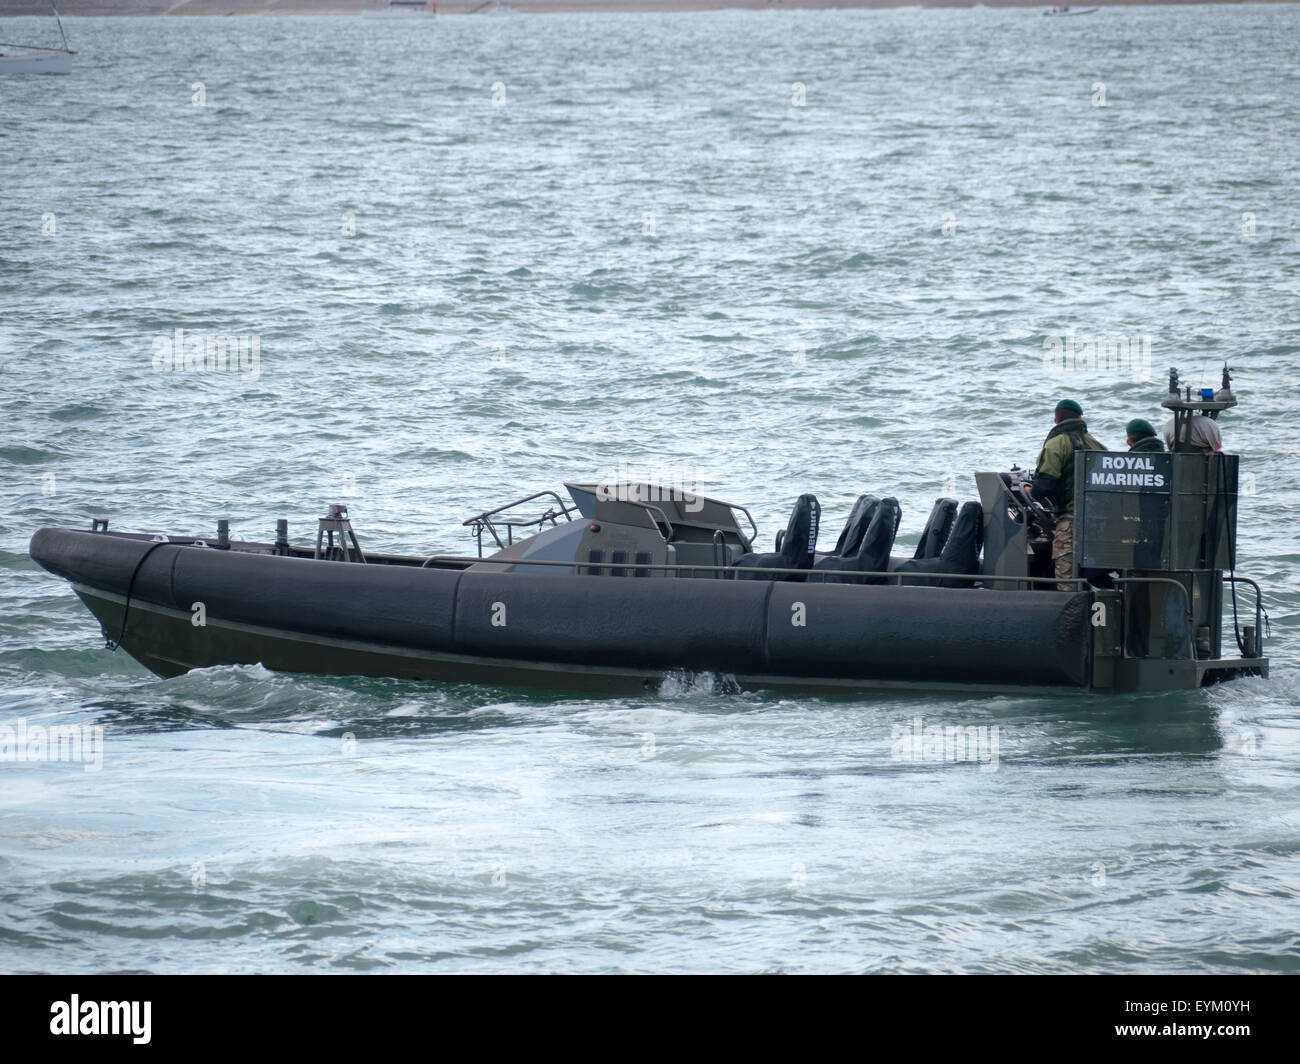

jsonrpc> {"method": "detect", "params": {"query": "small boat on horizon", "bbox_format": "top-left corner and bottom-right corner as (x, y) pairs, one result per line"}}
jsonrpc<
(1043, 6), (1099, 15)
(362, 0), (437, 15)
(0, 1), (74, 75)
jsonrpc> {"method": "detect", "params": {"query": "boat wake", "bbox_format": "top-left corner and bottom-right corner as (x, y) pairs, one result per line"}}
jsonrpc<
(657, 670), (741, 699)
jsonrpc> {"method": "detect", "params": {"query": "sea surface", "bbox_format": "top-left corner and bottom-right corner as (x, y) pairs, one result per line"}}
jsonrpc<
(2, 6), (1299, 974)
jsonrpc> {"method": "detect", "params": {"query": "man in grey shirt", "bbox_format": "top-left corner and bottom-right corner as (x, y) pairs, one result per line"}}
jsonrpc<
(1164, 415), (1223, 454)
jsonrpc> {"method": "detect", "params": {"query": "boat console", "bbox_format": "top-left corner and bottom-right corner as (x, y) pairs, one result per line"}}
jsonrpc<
(977, 364), (1265, 688)
(460, 482), (758, 577)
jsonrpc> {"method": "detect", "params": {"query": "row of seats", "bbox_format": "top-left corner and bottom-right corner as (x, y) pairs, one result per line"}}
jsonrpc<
(731, 493), (984, 585)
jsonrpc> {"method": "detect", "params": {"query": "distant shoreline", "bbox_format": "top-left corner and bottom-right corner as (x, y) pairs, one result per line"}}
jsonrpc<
(3, 0), (1293, 17)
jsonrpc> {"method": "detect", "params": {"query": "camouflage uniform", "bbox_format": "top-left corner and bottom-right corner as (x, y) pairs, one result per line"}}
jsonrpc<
(1034, 417), (1106, 589)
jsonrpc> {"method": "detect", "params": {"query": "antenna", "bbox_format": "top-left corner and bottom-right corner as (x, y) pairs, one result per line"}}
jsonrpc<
(1217, 361), (1235, 402)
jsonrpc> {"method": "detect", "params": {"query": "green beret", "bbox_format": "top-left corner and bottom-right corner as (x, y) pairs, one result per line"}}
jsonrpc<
(1055, 399), (1083, 415)
(1126, 418), (1157, 438)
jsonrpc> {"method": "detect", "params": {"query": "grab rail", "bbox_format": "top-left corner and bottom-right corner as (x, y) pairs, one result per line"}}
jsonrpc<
(1223, 574), (1266, 655)
(1107, 575), (1196, 660)
(463, 486), (757, 556)
(425, 552), (1091, 588)
(714, 498), (759, 549)
(462, 490), (577, 556)
(630, 501), (674, 542)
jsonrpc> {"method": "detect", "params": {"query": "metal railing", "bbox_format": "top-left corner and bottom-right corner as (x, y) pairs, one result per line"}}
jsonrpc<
(461, 490), (577, 556)
(420, 552), (1092, 588)
(1224, 574), (1266, 656)
(1108, 575), (1196, 660)
(460, 489), (756, 555)
(616, 500), (675, 542)
(713, 498), (759, 549)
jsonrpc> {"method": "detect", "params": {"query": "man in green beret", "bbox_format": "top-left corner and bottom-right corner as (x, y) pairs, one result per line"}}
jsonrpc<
(1030, 400), (1107, 589)
(1126, 418), (1164, 453)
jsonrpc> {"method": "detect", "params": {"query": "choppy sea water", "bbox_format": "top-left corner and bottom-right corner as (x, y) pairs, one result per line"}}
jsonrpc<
(2, 7), (1299, 974)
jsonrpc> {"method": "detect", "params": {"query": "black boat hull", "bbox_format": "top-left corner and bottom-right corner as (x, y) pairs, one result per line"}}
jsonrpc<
(32, 527), (1098, 696)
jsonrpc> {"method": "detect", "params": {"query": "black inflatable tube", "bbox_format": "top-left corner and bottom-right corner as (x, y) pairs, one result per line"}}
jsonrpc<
(30, 528), (1090, 688)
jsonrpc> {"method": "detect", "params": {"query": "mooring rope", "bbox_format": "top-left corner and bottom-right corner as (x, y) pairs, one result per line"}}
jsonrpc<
(105, 541), (170, 651)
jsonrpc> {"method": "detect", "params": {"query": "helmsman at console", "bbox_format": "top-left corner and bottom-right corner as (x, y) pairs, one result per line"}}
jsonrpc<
(1029, 399), (1107, 589)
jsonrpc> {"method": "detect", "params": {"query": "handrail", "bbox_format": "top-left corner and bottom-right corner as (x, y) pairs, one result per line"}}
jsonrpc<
(1109, 576), (1194, 625)
(422, 552), (1091, 588)
(1107, 574), (1268, 662)
(714, 498), (759, 548)
(632, 501), (674, 542)
(462, 489), (574, 527)
(461, 486), (758, 556)
(586, 495), (678, 542)
(1223, 574), (1266, 655)
(461, 490), (577, 555)
(1107, 575), (1196, 660)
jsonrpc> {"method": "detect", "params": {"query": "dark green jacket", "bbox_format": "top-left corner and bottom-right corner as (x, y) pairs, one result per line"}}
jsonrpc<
(1129, 435), (1164, 453)
(1033, 418), (1106, 513)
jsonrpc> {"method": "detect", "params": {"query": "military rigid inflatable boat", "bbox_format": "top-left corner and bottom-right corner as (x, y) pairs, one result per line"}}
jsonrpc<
(30, 370), (1268, 696)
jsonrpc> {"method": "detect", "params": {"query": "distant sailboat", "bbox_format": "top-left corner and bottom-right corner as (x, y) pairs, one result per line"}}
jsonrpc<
(362, 0), (438, 15)
(0, 45), (73, 75)
(0, 1), (74, 75)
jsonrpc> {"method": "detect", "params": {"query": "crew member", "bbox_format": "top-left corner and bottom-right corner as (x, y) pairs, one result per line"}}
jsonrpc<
(1163, 414), (1222, 454)
(1030, 399), (1106, 589)
(1125, 418), (1164, 453)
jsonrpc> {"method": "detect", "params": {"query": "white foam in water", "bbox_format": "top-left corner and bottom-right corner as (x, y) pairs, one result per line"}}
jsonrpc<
(657, 671), (742, 698)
